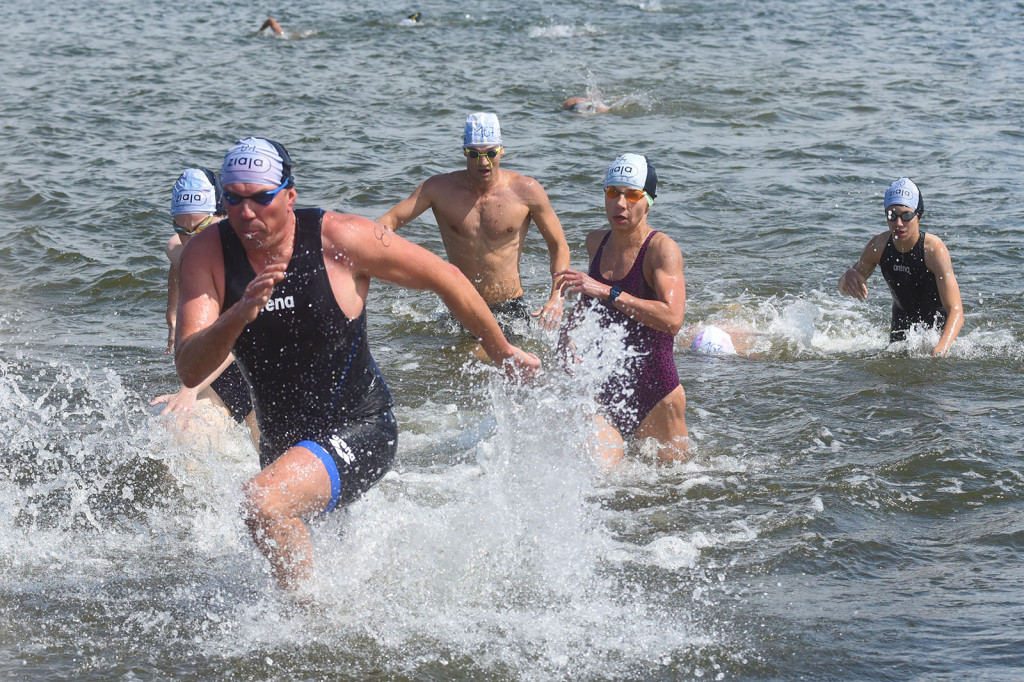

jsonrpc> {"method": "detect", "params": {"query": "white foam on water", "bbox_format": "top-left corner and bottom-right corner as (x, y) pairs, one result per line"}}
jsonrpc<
(0, 357), (263, 598)
(0, 314), (768, 678)
(686, 291), (1023, 360)
(189, 308), (731, 677)
(528, 24), (594, 39)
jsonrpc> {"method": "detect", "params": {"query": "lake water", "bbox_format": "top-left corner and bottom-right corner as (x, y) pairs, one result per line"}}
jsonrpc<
(1, 0), (1023, 679)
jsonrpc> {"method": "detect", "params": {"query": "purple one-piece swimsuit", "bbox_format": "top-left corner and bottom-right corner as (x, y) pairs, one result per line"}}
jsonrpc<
(587, 230), (680, 435)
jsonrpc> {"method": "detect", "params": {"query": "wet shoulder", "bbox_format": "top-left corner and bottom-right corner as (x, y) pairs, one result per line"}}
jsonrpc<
(165, 235), (183, 263)
(864, 231), (891, 263)
(922, 231), (947, 252)
(645, 230), (684, 269)
(322, 210), (375, 242)
(509, 170), (549, 200)
(423, 170), (468, 194)
(922, 231), (954, 269)
(584, 228), (609, 258)
(649, 229), (681, 251)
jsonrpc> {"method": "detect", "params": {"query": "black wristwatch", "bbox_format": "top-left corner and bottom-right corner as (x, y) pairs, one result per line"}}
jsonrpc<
(607, 286), (623, 303)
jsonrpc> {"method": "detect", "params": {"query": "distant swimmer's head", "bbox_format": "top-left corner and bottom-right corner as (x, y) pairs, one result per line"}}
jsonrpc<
(563, 97), (610, 115)
(400, 12), (421, 24)
(463, 112), (503, 147)
(691, 325), (738, 356)
(170, 168), (221, 217)
(221, 136), (293, 188)
(604, 153), (657, 207)
(884, 177), (924, 218)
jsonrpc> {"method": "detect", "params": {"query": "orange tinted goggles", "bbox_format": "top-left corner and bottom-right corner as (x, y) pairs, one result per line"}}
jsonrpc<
(604, 187), (646, 203)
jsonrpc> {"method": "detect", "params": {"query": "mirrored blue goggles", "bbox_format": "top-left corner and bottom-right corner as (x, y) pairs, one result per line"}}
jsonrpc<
(223, 177), (292, 206)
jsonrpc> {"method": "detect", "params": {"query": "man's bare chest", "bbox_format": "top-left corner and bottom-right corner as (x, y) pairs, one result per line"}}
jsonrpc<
(438, 198), (530, 240)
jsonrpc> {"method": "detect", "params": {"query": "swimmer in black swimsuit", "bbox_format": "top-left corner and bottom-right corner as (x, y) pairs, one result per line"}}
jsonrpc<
(838, 177), (964, 356)
(151, 168), (259, 447)
(175, 137), (539, 589)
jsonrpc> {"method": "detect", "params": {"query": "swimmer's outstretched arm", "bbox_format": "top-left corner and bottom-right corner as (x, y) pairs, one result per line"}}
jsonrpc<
(259, 18), (284, 35)
(165, 253), (180, 353)
(151, 353), (235, 414)
(326, 212), (540, 379)
(524, 181), (570, 329)
(839, 233), (886, 300)
(375, 180), (433, 232)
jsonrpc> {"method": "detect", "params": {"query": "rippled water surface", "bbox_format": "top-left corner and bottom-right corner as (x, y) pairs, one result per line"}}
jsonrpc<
(1, 0), (1023, 679)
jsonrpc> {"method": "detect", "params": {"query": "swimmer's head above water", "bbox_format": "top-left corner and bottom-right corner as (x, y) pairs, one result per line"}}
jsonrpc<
(690, 325), (738, 355)
(604, 153), (657, 207)
(463, 112), (502, 147)
(884, 177), (924, 218)
(221, 136), (293, 187)
(171, 168), (222, 217)
(563, 97), (610, 115)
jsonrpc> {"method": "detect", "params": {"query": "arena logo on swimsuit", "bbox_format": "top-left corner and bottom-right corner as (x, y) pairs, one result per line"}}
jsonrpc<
(329, 435), (355, 465)
(264, 295), (295, 312)
(892, 263), (912, 274)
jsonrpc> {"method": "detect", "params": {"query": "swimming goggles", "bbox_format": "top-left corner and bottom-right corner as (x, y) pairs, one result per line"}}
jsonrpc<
(172, 215), (215, 236)
(463, 147), (502, 160)
(223, 177), (292, 206)
(886, 208), (917, 223)
(604, 187), (646, 204)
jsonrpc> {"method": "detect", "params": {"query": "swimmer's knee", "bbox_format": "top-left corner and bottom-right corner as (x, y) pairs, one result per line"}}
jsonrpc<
(240, 477), (285, 529)
(659, 435), (691, 463)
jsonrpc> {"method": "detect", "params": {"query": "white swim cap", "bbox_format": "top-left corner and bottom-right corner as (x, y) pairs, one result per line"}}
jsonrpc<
(170, 168), (219, 216)
(884, 177), (923, 214)
(691, 325), (737, 355)
(463, 112), (503, 147)
(221, 137), (292, 187)
(605, 153), (658, 200)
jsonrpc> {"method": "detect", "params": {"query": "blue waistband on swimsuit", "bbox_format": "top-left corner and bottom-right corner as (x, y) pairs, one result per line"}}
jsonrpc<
(297, 439), (342, 514)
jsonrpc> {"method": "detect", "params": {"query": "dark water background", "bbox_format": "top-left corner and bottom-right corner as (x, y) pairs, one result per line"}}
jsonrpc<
(1, 0), (1023, 679)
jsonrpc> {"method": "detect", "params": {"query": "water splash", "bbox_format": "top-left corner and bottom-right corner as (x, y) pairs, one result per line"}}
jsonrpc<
(0, 317), (755, 678)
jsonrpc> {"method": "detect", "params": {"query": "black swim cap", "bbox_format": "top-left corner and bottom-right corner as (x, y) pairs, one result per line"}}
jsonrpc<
(642, 157), (658, 199)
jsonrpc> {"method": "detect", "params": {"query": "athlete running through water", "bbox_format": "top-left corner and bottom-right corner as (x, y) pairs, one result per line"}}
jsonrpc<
(557, 154), (689, 466)
(838, 177), (963, 356)
(174, 137), (539, 589)
(377, 113), (570, 332)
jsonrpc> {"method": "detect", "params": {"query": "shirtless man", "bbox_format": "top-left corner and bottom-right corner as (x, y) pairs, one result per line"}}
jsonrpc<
(175, 137), (539, 589)
(377, 112), (570, 330)
(838, 177), (963, 356)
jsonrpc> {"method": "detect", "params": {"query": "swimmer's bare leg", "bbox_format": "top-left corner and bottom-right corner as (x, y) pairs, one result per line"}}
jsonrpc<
(242, 445), (332, 589)
(591, 413), (625, 468)
(243, 410), (261, 451)
(635, 385), (690, 462)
